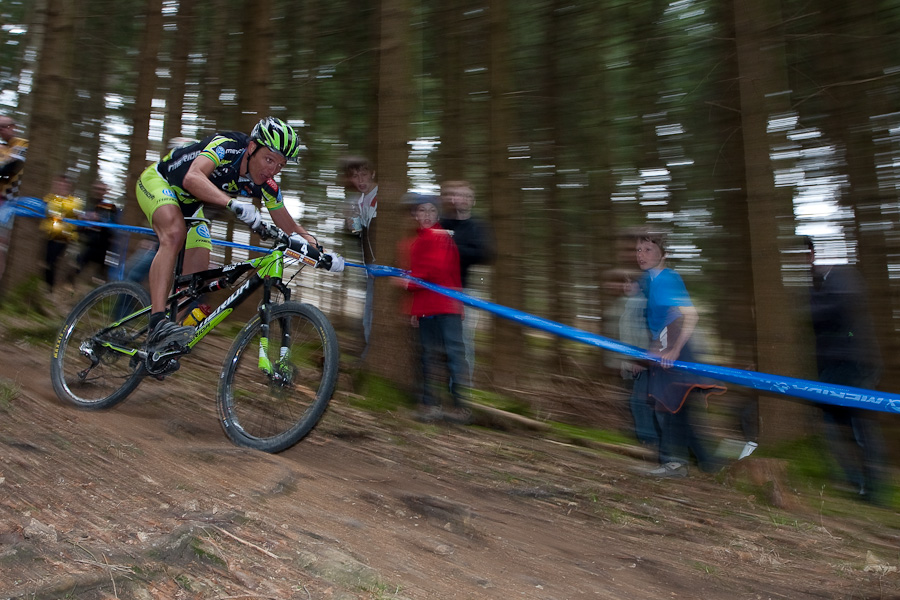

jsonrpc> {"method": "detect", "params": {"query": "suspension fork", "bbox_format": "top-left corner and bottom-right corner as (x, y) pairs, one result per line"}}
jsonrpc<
(257, 279), (293, 376)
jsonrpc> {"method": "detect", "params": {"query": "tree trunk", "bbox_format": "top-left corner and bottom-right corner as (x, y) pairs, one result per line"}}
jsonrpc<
(627, 0), (667, 179)
(367, 0), (414, 385)
(163, 0), (194, 154)
(3, 0), (74, 298)
(436, 1), (465, 181)
(122, 0), (163, 228)
(19, 0), (76, 199)
(733, 0), (816, 443)
(820, 0), (897, 392)
(292, 0), (319, 185)
(80, 0), (111, 192)
(488, 0), (524, 389)
(200, 0), (228, 129)
(239, 0), (272, 130)
(63, 0), (88, 190)
(704, 1), (760, 430)
(586, 3), (617, 376)
(13, 0), (46, 123)
(542, 0), (568, 368)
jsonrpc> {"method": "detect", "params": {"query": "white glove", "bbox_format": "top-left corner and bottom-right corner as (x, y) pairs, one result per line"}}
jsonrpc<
(227, 199), (261, 229)
(327, 253), (345, 273)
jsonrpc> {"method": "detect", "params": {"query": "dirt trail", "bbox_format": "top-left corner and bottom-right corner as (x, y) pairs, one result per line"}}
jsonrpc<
(0, 327), (899, 599)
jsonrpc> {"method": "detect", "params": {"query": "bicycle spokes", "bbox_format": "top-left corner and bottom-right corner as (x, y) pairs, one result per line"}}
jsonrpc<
(51, 282), (152, 410)
(217, 303), (339, 453)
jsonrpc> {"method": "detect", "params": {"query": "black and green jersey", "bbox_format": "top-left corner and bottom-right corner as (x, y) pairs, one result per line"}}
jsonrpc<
(155, 132), (285, 211)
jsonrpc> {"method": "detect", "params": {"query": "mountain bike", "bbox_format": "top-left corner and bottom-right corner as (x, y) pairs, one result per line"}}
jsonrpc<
(50, 221), (341, 453)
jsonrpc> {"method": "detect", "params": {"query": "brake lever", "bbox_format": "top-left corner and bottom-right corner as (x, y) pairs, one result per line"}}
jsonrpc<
(255, 223), (281, 241)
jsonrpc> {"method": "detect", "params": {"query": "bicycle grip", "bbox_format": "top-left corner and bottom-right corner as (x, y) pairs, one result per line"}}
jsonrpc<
(286, 233), (321, 267)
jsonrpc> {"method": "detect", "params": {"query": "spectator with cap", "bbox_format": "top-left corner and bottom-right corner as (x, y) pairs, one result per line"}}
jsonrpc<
(397, 193), (470, 425)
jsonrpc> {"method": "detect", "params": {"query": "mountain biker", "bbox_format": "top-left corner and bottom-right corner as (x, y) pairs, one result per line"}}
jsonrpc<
(136, 116), (325, 353)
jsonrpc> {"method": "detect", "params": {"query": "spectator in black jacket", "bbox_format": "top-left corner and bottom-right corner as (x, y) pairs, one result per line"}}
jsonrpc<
(806, 236), (889, 506)
(69, 181), (119, 285)
(439, 180), (494, 383)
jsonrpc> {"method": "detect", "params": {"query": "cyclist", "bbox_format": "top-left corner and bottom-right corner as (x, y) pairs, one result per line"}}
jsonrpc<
(136, 116), (326, 353)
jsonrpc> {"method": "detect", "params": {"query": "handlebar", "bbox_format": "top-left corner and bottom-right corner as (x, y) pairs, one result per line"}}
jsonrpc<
(254, 222), (285, 243)
(254, 223), (334, 270)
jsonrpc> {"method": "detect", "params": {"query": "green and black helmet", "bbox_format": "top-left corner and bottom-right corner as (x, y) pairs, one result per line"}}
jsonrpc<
(251, 117), (301, 162)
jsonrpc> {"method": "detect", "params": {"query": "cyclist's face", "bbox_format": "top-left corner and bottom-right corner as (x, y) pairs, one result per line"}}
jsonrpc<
(248, 144), (287, 184)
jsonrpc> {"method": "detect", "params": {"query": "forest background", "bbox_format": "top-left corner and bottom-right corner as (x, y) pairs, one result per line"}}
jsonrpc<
(2, 0), (899, 447)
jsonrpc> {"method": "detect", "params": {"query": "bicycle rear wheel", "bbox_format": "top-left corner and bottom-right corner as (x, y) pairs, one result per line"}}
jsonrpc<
(217, 302), (339, 453)
(50, 281), (151, 409)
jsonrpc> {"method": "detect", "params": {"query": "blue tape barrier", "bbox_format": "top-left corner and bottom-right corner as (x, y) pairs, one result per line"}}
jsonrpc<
(7, 197), (272, 254)
(12, 196), (899, 413)
(357, 263), (900, 415)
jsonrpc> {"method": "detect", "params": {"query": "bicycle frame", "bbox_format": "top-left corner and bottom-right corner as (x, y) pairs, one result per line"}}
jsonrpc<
(171, 250), (290, 348)
(97, 229), (321, 375)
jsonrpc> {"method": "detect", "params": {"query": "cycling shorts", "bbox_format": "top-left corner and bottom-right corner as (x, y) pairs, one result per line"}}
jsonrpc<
(136, 164), (212, 251)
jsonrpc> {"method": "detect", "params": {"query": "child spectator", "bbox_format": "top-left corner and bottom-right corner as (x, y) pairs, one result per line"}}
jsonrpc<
(636, 231), (724, 477)
(397, 193), (470, 424)
(340, 156), (378, 358)
(614, 269), (658, 446)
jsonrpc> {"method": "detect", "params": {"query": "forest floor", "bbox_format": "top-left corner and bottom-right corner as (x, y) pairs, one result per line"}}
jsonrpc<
(1, 297), (900, 600)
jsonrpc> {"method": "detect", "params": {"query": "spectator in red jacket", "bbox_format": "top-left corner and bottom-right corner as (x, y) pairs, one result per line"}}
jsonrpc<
(397, 193), (471, 425)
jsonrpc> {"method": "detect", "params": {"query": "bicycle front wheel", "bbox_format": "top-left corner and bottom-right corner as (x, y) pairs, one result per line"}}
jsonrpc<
(217, 302), (339, 453)
(50, 281), (151, 409)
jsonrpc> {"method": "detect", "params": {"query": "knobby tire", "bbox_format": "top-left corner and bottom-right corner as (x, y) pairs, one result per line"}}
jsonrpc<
(217, 302), (339, 453)
(50, 281), (151, 409)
